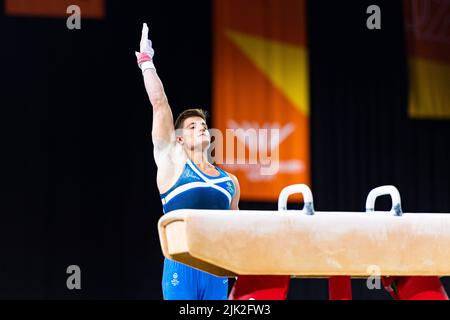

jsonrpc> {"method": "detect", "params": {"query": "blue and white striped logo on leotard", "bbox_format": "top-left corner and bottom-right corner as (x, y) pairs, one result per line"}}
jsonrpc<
(160, 159), (235, 213)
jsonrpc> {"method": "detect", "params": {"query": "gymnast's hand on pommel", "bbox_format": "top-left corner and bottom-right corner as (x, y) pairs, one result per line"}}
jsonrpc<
(135, 23), (176, 151)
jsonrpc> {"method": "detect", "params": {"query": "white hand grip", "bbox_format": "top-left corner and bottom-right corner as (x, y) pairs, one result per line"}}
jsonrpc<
(278, 184), (314, 215)
(365, 185), (402, 216)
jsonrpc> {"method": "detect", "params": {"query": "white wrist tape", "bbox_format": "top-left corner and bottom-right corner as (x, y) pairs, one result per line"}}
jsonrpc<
(141, 60), (156, 73)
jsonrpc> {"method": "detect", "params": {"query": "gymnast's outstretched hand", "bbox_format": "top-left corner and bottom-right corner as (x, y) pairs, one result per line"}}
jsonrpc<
(135, 22), (156, 73)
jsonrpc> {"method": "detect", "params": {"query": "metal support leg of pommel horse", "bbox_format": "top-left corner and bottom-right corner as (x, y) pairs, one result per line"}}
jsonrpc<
(229, 185), (448, 300)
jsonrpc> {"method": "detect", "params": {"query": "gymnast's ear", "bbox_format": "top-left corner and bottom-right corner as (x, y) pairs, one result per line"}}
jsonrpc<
(174, 128), (184, 145)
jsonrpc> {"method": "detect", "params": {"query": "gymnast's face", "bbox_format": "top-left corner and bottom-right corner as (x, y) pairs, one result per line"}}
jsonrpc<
(177, 116), (210, 152)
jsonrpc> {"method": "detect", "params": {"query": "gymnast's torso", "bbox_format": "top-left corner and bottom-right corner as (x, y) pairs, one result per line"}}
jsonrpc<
(159, 157), (236, 299)
(160, 158), (236, 213)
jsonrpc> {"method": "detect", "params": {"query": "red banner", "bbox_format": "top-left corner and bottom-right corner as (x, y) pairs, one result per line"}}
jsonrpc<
(5, 0), (105, 18)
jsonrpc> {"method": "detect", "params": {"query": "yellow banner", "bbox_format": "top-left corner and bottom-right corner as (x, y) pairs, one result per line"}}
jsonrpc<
(213, 0), (310, 201)
(404, 0), (450, 119)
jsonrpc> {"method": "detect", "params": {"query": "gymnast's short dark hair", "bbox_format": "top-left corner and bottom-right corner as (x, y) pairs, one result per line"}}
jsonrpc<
(174, 108), (208, 130)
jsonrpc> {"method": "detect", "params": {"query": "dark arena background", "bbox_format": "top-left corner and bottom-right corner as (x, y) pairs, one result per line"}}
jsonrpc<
(1, 0), (449, 300)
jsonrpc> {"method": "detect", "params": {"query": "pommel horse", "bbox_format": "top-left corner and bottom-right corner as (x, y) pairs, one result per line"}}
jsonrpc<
(158, 185), (450, 300)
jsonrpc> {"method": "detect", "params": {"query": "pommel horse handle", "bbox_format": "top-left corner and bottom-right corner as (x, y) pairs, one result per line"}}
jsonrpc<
(278, 184), (315, 215)
(365, 185), (402, 216)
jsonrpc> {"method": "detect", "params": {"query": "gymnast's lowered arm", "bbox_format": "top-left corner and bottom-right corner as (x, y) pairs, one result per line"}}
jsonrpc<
(229, 173), (240, 210)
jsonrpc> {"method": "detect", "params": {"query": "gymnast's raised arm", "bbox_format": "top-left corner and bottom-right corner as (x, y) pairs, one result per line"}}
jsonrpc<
(135, 23), (175, 154)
